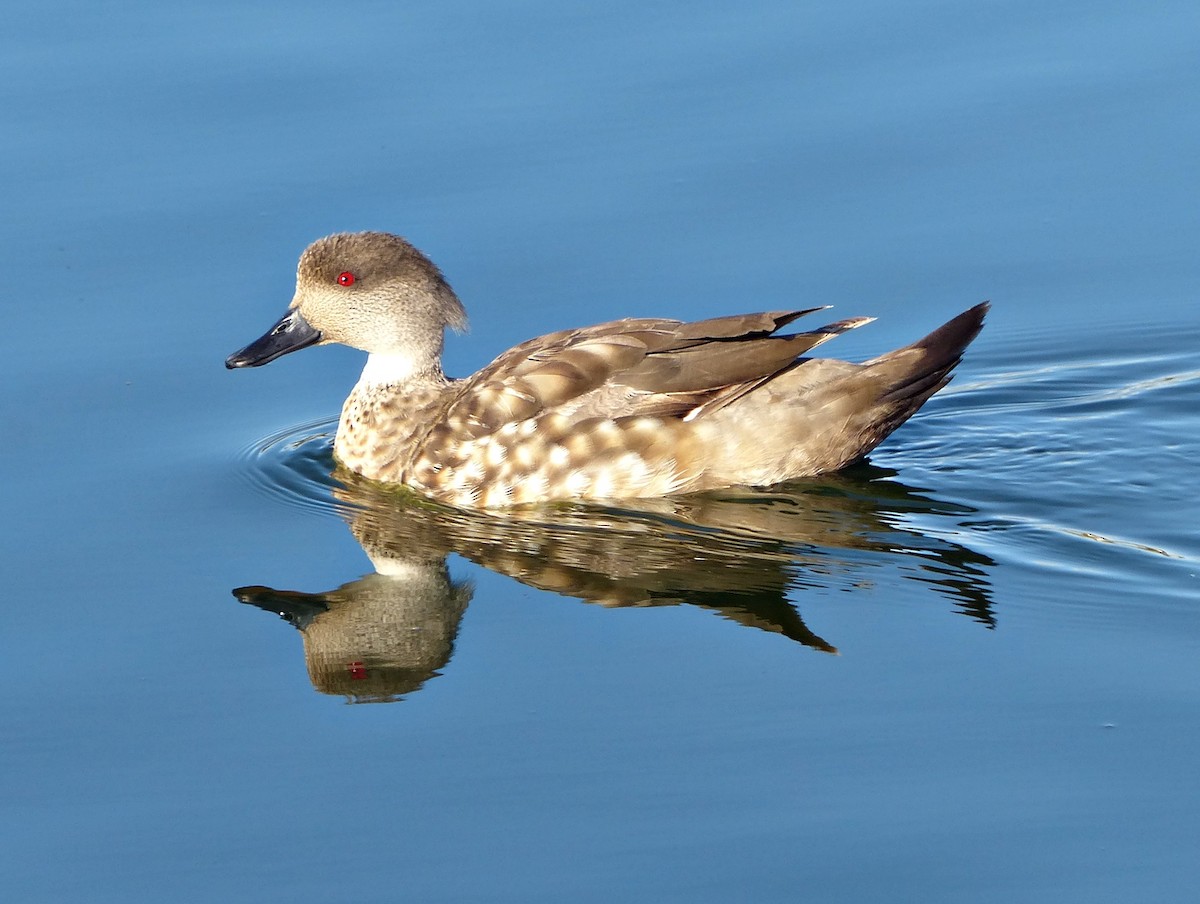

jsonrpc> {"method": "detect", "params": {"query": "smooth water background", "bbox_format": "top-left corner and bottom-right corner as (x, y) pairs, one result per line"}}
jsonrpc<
(3, 2), (1199, 901)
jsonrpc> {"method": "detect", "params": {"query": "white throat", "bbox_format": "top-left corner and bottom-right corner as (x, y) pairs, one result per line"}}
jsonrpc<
(357, 352), (423, 387)
(365, 553), (441, 580)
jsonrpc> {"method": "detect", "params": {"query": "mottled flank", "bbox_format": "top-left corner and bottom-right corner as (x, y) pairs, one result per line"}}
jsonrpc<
(227, 231), (988, 507)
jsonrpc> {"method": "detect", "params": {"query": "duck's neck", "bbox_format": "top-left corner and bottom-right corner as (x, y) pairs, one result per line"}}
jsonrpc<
(356, 352), (445, 389)
(333, 353), (453, 484)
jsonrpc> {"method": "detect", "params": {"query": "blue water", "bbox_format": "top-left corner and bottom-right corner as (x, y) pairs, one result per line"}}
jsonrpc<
(3, 1), (1199, 901)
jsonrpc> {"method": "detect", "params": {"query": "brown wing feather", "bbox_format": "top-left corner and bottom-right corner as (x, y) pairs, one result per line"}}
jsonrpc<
(445, 308), (863, 436)
(665, 308), (827, 343)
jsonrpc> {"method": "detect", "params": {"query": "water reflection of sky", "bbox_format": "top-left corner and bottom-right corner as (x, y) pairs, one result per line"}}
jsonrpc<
(3, 1), (1200, 901)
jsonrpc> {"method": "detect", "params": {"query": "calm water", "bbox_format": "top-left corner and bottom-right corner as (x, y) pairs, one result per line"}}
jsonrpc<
(3, 1), (1199, 901)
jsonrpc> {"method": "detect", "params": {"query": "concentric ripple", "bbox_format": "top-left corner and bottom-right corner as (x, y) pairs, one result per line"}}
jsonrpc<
(233, 416), (342, 516)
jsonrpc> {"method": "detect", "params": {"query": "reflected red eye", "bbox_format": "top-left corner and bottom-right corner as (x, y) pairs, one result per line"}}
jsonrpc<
(336, 271), (356, 286)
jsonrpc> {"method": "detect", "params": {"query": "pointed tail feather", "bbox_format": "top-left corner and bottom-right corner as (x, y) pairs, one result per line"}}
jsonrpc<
(859, 301), (989, 445)
(696, 302), (989, 484)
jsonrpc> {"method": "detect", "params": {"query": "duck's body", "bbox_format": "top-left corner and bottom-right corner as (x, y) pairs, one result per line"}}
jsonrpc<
(227, 232), (987, 508)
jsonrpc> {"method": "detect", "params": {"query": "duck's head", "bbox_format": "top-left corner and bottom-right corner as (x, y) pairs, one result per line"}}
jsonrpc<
(225, 232), (467, 373)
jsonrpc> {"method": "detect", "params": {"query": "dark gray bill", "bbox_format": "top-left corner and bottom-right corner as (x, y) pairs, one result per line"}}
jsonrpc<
(225, 309), (322, 368)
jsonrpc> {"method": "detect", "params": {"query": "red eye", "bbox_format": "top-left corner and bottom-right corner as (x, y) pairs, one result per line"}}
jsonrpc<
(336, 271), (356, 286)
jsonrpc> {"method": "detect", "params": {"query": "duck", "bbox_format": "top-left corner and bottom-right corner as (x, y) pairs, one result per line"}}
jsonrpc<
(227, 231), (987, 508)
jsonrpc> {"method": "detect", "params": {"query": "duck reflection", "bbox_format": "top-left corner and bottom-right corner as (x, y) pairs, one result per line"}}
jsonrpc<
(234, 462), (993, 703)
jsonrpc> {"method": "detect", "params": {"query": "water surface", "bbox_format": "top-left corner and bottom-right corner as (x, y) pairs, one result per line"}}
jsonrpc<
(2, 2), (1199, 902)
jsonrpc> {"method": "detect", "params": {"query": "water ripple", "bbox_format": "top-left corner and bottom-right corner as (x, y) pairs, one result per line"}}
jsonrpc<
(882, 324), (1200, 608)
(233, 416), (340, 516)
